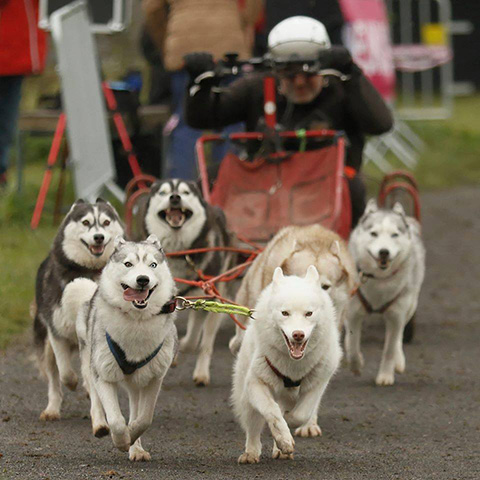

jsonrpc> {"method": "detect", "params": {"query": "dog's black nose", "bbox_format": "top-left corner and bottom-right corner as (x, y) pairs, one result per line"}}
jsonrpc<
(94, 234), (104, 244)
(169, 194), (181, 205)
(136, 275), (150, 287)
(379, 249), (390, 259)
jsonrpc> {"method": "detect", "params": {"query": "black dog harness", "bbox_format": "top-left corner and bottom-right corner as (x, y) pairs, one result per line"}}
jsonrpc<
(106, 298), (177, 375)
(265, 356), (303, 388)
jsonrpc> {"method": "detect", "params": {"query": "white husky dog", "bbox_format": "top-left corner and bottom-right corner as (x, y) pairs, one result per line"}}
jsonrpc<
(72, 235), (178, 461)
(232, 266), (341, 464)
(346, 199), (425, 386)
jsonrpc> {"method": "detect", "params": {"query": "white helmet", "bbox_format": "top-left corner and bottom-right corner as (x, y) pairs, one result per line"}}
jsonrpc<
(268, 16), (331, 63)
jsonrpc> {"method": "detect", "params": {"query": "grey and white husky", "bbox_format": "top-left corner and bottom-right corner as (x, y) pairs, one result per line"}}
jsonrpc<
(346, 199), (426, 386)
(33, 198), (124, 420)
(73, 235), (178, 461)
(138, 178), (234, 386)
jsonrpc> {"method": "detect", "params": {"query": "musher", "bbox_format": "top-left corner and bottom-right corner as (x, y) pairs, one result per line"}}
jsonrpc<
(183, 15), (394, 226)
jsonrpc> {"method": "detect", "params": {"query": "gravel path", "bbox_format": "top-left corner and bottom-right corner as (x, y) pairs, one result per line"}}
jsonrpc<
(1, 186), (479, 480)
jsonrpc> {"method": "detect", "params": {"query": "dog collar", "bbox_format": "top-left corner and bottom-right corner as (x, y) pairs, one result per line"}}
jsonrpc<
(357, 266), (401, 283)
(106, 332), (163, 375)
(158, 298), (177, 315)
(265, 356), (302, 388)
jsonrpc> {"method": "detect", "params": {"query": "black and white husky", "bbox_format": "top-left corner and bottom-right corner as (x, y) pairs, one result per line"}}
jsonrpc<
(74, 235), (177, 461)
(139, 179), (234, 386)
(346, 199), (426, 386)
(33, 198), (124, 420)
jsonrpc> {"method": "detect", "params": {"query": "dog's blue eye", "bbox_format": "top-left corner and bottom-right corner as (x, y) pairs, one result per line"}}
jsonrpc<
(124, 262), (133, 268)
(305, 311), (313, 317)
(391, 233), (399, 238)
(150, 262), (157, 268)
(281, 311), (289, 317)
(370, 231), (378, 237)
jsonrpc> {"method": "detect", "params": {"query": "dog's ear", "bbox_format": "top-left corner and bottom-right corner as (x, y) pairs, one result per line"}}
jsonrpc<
(305, 265), (319, 283)
(365, 198), (378, 215)
(330, 240), (340, 257)
(96, 197), (107, 204)
(145, 234), (163, 250)
(393, 202), (406, 216)
(273, 266), (284, 285)
(114, 235), (126, 250)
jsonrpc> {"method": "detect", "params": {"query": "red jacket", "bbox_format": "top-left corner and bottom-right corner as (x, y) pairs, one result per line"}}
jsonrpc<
(0, 0), (47, 76)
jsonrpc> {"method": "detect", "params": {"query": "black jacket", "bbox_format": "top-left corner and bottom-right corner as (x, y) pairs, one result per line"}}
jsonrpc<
(185, 71), (393, 171)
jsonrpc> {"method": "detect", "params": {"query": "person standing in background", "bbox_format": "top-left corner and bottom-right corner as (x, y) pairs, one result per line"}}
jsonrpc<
(142, 0), (263, 180)
(0, 0), (47, 189)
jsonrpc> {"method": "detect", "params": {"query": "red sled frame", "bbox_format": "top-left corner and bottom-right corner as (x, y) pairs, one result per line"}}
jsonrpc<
(196, 129), (348, 240)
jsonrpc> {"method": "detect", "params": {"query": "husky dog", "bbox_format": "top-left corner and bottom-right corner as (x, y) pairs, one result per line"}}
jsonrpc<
(33, 198), (124, 420)
(139, 178), (233, 386)
(346, 199), (426, 386)
(232, 266), (341, 464)
(74, 235), (178, 461)
(230, 225), (356, 437)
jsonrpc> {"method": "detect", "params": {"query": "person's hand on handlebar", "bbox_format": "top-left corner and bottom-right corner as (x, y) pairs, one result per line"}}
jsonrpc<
(184, 52), (215, 82)
(318, 46), (361, 78)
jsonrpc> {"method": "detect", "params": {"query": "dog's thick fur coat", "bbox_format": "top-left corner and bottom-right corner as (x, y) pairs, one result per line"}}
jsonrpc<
(138, 178), (234, 386)
(346, 200), (426, 386)
(232, 266), (341, 463)
(33, 199), (124, 420)
(74, 235), (178, 461)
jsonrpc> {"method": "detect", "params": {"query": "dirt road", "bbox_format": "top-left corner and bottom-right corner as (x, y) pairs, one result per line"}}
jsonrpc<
(1, 186), (479, 480)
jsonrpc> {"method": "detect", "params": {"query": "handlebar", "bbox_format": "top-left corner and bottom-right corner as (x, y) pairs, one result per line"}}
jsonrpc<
(213, 53), (351, 82)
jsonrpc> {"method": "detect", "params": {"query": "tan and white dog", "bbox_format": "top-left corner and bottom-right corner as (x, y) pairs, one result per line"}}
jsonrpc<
(229, 224), (356, 437)
(232, 266), (341, 464)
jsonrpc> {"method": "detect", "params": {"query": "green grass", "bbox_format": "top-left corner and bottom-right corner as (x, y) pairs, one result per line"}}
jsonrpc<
(1, 96), (480, 350)
(364, 96), (480, 189)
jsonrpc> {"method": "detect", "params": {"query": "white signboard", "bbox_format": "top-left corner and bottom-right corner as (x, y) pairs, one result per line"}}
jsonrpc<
(51, 1), (123, 201)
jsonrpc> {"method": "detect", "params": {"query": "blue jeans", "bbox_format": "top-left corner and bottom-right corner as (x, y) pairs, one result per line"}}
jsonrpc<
(0, 76), (24, 175)
(166, 70), (243, 180)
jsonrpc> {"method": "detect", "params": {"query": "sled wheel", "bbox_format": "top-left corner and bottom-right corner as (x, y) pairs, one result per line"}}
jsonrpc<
(125, 188), (150, 239)
(403, 314), (415, 344)
(378, 183), (421, 222)
(125, 174), (157, 202)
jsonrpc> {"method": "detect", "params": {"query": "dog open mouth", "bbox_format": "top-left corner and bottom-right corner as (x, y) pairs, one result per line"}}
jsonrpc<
(81, 239), (106, 257)
(158, 208), (193, 229)
(378, 258), (390, 270)
(121, 284), (156, 309)
(281, 330), (308, 360)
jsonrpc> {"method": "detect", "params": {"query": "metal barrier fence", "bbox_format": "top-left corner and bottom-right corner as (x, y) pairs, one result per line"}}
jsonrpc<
(386, 0), (453, 120)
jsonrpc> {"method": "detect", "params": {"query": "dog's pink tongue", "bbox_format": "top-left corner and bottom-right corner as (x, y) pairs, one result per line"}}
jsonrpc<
(166, 208), (185, 227)
(123, 288), (149, 302)
(291, 343), (304, 359)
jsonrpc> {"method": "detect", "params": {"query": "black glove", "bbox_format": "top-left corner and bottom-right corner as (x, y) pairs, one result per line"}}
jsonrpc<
(318, 46), (359, 76)
(183, 52), (215, 81)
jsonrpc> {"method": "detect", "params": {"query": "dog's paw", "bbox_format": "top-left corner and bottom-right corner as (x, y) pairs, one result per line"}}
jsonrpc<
(61, 372), (78, 391)
(274, 433), (295, 455)
(129, 445), (151, 462)
(193, 367), (210, 387)
(272, 444), (294, 460)
(39, 409), (60, 421)
(93, 424), (110, 438)
(348, 353), (364, 376)
(294, 423), (322, 438)
(238, 452), (260, 464)
(375, 371), (395, 386)
(229, 336), (241, 356)
(112, 431), (131, 452)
